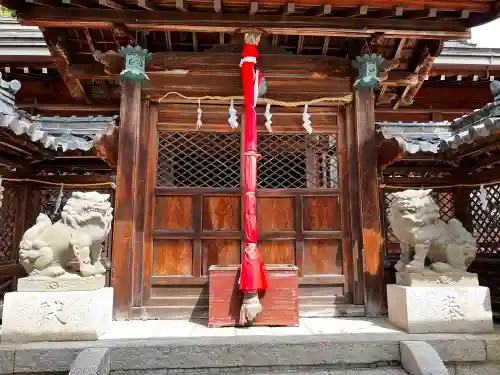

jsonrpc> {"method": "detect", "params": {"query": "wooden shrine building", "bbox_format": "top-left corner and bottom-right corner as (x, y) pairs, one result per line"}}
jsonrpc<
(0, 1), (499, 321)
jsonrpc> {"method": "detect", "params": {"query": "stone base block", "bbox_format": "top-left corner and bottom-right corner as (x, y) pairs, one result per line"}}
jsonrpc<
(1, 288), (113, 343)
(387, 284), (494, 334)
(18, 274), (106, 292)
(396, 272), (479, 287)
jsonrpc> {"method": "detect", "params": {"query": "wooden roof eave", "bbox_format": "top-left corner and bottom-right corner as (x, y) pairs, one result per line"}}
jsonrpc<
(5, 0), (499, 28)
(15, 7), (473, 40)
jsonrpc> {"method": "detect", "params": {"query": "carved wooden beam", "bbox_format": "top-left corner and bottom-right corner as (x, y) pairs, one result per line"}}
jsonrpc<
(393, 39), (444, 109)
(378, 137), (406, 170)
(41, 29), (90, 104)
(93, 124), (119, 168)
(376, 37), (406, 105)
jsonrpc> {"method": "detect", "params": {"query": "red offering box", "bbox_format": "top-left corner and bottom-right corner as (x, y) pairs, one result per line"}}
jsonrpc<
(208, 264), (299, 327)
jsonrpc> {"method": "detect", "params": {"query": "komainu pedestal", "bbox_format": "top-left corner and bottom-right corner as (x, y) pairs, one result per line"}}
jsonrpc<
(386, 189), (494, 334)
(1, 191), (114, 343)
(387, 278), (494, 334)
(1, 287), (113, 343)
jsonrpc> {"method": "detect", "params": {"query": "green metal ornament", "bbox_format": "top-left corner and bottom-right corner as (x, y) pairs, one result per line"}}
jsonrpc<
(352, 53), (384, 90)
(119, 45), (153, 82)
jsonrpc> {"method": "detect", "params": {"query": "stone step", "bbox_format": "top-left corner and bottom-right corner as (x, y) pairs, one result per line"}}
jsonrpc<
(1, 333), (498, 375)
(131, 367), (409, 374)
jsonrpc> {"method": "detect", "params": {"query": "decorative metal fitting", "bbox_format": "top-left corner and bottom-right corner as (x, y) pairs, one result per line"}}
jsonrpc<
(352, 53), (385, 90)
(119, 45), (153, 82)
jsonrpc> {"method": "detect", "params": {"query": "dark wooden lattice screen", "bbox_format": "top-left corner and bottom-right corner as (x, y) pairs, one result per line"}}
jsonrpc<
(156, 132), (339, 190)
(0, 186), (18, 265)
(258, 134), (338, 189)
(382, 190), (454, 253)
(156, 132), (241, 188)
(0, 185), (20, 302)
(469, 184), (500, 256)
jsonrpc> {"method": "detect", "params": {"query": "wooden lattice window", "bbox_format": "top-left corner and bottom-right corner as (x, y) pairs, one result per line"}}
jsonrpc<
(156, 132), (241, 188)
(0, 186), (19, 264)
(258, 134), (338, 189)
(383, 190), (454, 253)
(470, 185), (500, 256)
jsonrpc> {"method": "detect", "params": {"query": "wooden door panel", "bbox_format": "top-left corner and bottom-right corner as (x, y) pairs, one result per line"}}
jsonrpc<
(304, 239), (343, 275)
(258, 240), (295, 265)
(203, 196), (240, 230)
(258, 197), (294, 231)
(155, 196), (192, 230)
(202, 239), (241, 275)
(153, 239), (193, 276)
(303, 196), (341, 231)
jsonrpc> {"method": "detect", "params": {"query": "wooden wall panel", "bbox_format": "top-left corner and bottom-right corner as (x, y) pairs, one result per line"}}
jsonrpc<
(203, 196), (240, 230)
(304, 239), (343, 275)
(303, 196), (341, 231)
(202, 239), (241, 275)
(259, 240), (295, 265)
(258, 197), (294, 231)
(153, 239), (193, 276)
(155, 196), (192, 230)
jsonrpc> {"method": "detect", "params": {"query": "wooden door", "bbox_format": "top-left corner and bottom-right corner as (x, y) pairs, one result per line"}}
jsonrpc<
(136, 104), (361, 319)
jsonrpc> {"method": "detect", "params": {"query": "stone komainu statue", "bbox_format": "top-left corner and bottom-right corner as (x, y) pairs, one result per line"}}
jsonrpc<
(388, 189), (477, 273)
(19, 191), (113, 277)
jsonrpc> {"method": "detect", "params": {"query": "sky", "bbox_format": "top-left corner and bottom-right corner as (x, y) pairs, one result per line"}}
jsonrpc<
(470, 18), (500, 48)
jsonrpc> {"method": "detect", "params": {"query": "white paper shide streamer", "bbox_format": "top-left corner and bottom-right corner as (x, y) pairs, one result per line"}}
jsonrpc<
(196, 100), (203, 129)
(480, 184), (488, 210)
(264, 103), (273, 133)
(0, 177), (4, 209)
(54, 184), (64, 214)
(228, 99), (238, 129)
(302, 104), (312, 134)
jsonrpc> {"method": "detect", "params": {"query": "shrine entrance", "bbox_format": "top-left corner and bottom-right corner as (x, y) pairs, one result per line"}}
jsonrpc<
(131, 102), (364, 319)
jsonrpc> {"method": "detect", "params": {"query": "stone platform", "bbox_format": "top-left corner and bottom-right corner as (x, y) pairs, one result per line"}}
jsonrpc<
(0, 318), (499, 375)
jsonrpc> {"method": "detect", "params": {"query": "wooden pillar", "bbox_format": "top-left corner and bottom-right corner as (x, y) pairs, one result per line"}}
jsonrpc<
(111, 80), (142, 320)
(345, 104), (365, 305)
(354, 88), (385, 317)
(132, 100), (151, 307)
